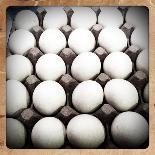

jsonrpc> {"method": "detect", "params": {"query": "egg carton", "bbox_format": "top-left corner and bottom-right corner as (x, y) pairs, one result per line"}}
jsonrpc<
(6, 6), (149, 149)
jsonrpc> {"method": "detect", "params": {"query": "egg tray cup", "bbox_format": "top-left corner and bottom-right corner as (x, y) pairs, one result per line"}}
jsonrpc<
(0, 0), (155, 155)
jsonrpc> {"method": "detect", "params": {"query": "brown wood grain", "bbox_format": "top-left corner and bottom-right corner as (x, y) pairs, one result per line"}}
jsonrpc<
(0, 0), (155, 155)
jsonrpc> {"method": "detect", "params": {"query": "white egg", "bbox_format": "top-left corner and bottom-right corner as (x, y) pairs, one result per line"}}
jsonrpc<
(98, 27), (127, 53)
(72, 80), (104, 113)
(8, 29), (36, 55)
(98, 7), (123, 27)
(7, 118), (26, 148)
(136, 50), (149, 74)
(14, 10), (39, 30)
(7, 55), (33, 81)
(7, 80), (29, 116)
(67, 114), (105, 148)
(31, 117), (65, 148)
(71, 7), (97, 29)
(39, 29), (66, 54)
(111, 112), (149, 148)
(68, 28), (96, 54)
(143, 83), (149, 102)
(104, 79), (138, 111)
(71, 52), (101, 81)
(131, 27), (148, 50)
(36, 54), (66, 81)
(43, 7), (67, 29)
(103, 52), (132, 79)
(33, 81), (66, 115)
(126, 7), (148, 28)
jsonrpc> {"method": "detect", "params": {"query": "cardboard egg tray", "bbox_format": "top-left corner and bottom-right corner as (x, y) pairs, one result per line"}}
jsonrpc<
(0, 0), (155, 155)
(5, 6), (149, 149)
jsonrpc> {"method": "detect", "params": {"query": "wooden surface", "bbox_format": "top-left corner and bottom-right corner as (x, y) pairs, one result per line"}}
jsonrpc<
(0, 0), (155, 155)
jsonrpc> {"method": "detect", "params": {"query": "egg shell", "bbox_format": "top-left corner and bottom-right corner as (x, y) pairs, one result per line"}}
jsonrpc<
(7, 80), (29, 116)
(131, 27), (148, 50)
(126, 7), (148, 28)
(71, 7), (97, 29)
(8, 29), (36, 55)
(7, 55), (33, 81)
(39, 29), (66, 54)
(33, 81), (66, 115)
(104, 79), (138, 111)
(136, 50), (149, 75)
(14, 10), (39, 30)
(43, 8), (67, 29)
(36, 54), (66, 81)
(71, 52), (101, 81)
(111, 111), (149, 148)
(98, 27), (127, 53)
(103, 52), (132, 79)
(31, 117), (65, 148)
(67, 114), (105, 148)
(68, 28), (96, 54)
(72, 80), (104, 113)
(7, 118), (26, 148)
(98, 7), (123, 27)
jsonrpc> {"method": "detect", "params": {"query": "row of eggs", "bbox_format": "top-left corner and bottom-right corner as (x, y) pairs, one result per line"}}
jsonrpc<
(8, 27), (147, 55)
(7, 78), (148, 117)
(7, 112), (148, 149)
(8, 7), (148, 31)
(8, 27), (148, 55)
(7, 50), (148, 82)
